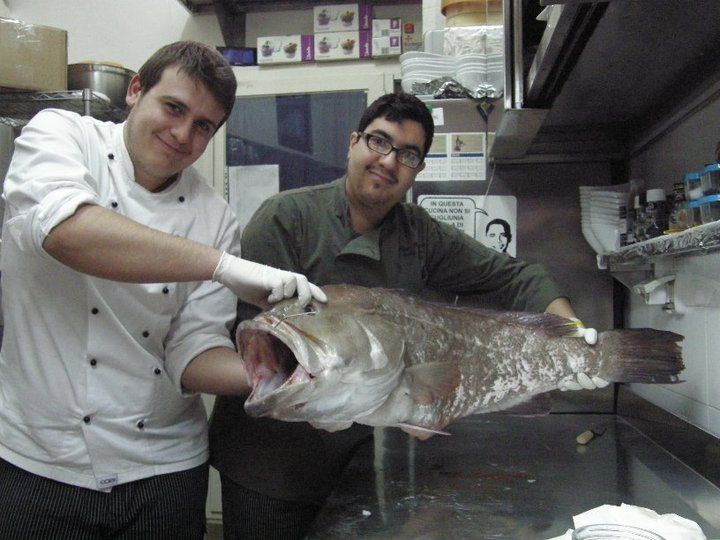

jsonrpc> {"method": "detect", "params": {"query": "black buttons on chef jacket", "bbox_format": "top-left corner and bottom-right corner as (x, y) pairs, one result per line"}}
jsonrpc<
(162, 287), (169, 294)
(136, 420), (145, 430)
(91, 308), (99, 315)
(154, 368), (162, 375)
(178, 196), (185, 203)
(108, 153), (115, 160)
(111, 201), (118, 208)
(83, 416), (91, 424)
(90, 358), (97, 367)
(142, 331), (150, 338)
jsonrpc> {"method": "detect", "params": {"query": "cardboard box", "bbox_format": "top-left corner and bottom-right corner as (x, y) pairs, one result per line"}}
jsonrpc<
(313, 4), (373, 33)
(257, 35), (314, 65)
(372, 18), (402, 38)
(372, 18), (402, 57)
(372, 35), (402, 58)
(401, 20), (423, 53)
(315, 31), (371, 62)
(0, 17), (67, 91)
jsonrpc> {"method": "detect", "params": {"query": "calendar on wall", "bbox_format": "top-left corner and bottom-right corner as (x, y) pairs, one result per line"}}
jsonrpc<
(416, 132), (488, 182)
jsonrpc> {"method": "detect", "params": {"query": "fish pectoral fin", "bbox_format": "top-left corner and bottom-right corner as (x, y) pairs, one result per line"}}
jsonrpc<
(405, 362), (461, 405)
(395, 423), (451, 439)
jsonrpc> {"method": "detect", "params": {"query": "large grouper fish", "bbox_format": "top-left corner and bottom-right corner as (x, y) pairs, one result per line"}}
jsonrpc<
(237, 284), (684, 435)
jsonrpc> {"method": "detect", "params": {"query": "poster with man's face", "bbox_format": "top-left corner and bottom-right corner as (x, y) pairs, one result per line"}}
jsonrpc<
(417, 195), (517, 257)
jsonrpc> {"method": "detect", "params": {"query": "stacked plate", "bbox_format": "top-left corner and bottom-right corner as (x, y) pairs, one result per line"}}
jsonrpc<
(399, 51), (456, 93)
(400, 50), (505, 96)
(579, 185), (628, 254)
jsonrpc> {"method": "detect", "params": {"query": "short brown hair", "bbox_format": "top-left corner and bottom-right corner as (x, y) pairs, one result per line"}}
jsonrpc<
(137, 41), (237, 126)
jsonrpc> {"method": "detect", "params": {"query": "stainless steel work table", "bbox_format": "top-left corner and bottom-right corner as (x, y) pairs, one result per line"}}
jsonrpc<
(306, 414), (720, 539)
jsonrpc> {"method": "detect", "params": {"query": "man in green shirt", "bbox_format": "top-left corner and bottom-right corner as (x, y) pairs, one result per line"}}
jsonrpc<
(209, 92), (603, 539)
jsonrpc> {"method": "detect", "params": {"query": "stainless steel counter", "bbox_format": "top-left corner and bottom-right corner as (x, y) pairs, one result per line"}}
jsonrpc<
(307, 414), (720, 539)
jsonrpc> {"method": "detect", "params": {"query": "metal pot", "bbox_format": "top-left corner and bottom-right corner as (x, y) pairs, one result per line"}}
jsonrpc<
(67, 62), (136, 110)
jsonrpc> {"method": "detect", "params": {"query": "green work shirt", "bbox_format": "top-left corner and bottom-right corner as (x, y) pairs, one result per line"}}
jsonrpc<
(209, 176), (566, 504)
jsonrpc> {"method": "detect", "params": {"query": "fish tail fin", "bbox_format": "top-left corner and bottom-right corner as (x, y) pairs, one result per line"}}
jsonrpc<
(596, 329), (684, 384)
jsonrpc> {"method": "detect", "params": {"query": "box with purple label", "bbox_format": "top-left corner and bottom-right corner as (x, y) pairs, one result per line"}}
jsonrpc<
(257, 35), (314, 64)
(372, 35), (401, 57)
(372, 18), (401, 38)
(313, 4), (373, 33)
(315, 31), (371, 61)
(371, 18), (402, 57)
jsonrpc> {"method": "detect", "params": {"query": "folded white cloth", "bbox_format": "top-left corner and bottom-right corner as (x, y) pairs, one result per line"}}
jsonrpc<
(547, 503), (707, 540)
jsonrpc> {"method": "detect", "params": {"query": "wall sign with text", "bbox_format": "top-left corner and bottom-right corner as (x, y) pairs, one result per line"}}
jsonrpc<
(418, 194), (517, 257)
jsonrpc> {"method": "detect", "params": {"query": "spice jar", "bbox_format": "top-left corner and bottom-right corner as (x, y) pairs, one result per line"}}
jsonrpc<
(644, 188), (667, 239)
(667, 182), (688, 232)
(683, 170), (703, 201)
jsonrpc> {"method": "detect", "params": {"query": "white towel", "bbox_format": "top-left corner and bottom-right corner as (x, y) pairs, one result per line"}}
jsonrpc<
(547, 503), (707, 540)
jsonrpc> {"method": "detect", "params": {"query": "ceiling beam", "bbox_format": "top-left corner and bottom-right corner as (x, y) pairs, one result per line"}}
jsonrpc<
(213, 0), (246, 47)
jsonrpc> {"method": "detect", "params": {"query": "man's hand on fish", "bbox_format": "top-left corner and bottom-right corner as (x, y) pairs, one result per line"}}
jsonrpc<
(212, 251), (327, 307)
(558, 317), (608, 391)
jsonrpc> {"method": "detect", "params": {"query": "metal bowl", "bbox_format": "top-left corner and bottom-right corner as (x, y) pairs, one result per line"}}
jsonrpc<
(67, 62), (136, 110)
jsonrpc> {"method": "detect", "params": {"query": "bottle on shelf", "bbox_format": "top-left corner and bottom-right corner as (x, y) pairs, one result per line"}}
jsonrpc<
(667, 181), (688, 232)
(623, 178), (644, 246)
(644, 188), (668, 239)
(633, 194), (646, 243)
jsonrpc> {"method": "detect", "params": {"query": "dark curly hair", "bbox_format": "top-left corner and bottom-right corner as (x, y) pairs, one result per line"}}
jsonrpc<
(356, 92), (434, 156)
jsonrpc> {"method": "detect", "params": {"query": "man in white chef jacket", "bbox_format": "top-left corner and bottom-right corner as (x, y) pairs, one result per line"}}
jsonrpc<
(0, 40), (324, 539)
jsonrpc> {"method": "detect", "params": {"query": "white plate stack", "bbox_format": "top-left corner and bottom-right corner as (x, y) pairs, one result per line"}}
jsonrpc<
(579, 185), (628, 254)
(401, 26), (505, 97)
(399, 51), (457, 93)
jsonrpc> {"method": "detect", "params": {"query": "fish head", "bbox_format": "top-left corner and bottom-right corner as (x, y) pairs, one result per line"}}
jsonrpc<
(237, 285), (406, 428)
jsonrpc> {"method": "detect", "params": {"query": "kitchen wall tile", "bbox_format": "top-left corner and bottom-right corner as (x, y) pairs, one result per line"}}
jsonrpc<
(625, 250), (720, 436)
(632, 384), (709, 431)
(706, 306), (720, 410)
(676, 252), (720, 308)
(708, 404), (720, 439)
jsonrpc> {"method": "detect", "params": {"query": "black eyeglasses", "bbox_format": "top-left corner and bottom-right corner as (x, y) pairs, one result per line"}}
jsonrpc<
(357, 132), (423, 169)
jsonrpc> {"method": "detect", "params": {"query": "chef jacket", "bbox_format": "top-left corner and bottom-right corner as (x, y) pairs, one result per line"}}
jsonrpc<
(0, 109), (240, 491)
(209, 176), (567, 504)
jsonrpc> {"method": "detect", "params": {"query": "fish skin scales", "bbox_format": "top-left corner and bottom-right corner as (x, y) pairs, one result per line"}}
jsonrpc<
(237, 284), (684, 433)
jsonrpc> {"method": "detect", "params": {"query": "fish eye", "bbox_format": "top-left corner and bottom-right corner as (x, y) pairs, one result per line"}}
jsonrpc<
(303, 304), (316, 314)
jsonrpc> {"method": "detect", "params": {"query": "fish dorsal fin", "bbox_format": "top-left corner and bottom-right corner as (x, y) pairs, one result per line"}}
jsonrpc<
(405, 362), (461, 405)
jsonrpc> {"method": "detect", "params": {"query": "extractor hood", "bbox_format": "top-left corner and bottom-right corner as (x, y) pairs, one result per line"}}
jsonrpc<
(492, 0), (720, 163)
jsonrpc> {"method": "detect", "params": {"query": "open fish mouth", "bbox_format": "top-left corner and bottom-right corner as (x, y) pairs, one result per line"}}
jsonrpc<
(236, 318), (318, 417)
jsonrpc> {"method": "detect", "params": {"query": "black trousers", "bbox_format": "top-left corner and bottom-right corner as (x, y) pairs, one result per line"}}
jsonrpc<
(0, 457), (208, 539)
(219, 474), (321, 540)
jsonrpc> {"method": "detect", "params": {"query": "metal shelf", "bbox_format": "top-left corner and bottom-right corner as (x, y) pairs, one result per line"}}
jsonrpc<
(600, 220), (720, 270)
(0, 90), (128, 128)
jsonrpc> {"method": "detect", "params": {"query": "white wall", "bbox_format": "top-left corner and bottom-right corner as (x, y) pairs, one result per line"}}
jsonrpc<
(627, 100), (720, 439)
(5, 0), (223, 72)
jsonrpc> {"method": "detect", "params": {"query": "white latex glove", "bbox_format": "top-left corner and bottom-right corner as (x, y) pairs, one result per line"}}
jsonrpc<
(212, 252), (327, 307)
(559, 318), (609, 391)
(567, 317), (598, 346)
